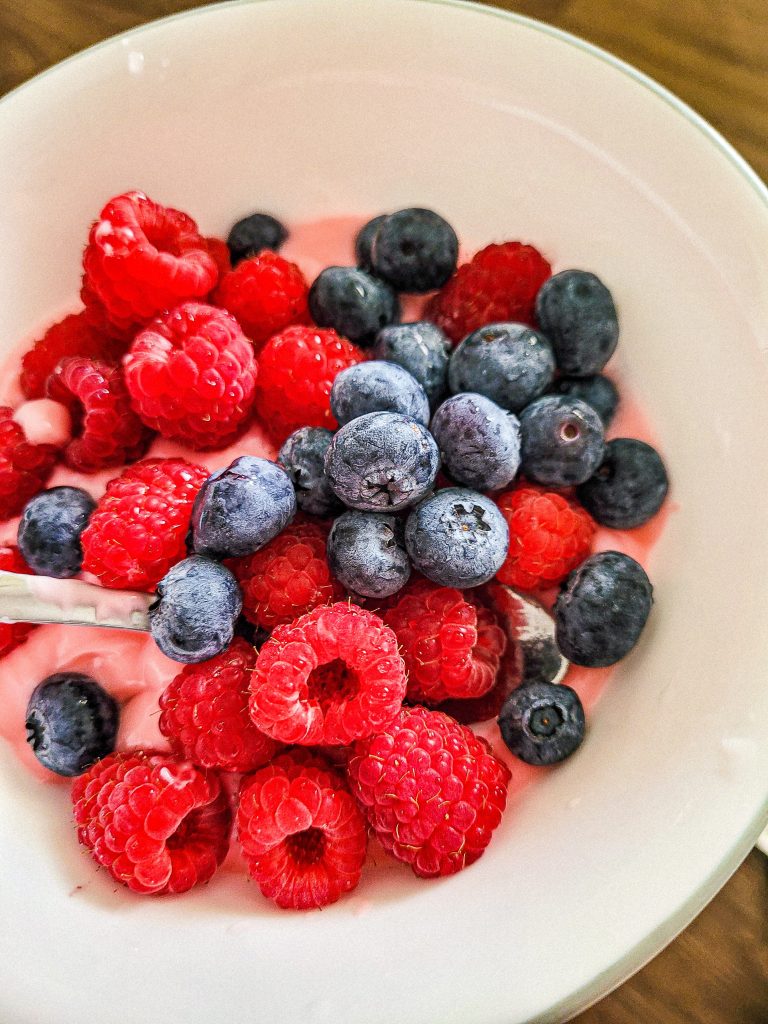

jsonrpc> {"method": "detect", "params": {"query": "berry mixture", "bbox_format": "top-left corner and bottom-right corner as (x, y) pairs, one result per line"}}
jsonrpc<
(0, 195), (670, 912)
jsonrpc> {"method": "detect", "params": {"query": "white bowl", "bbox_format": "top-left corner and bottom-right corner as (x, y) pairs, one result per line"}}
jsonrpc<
(1, 2), (768, 1022)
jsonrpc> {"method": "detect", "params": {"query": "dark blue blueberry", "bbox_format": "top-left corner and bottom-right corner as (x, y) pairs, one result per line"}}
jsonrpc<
(552, 374), (619, 428)
(373, 321), (451, 409)
(330, 361), (429, 426)
(308, 266), (399, 347)
(577, 438), (668, 528)
(226, 212), (288, 265)
(355, 214), (388, 273)
(25, 672), (119, 777)
(324, 411), (439, 512)
(448, 322), (555, 412)
(17, 486), (95, 578)
(519, 395), (605, 487)
(192, 456), (296, 558)
(371, 208), (459, 293)
(554, 551), (653, 667)
(150, 555), (242, 664)
(430, 393), (520, 492)
(498, 682), (585, 765)
(404, 487), (509, 588)
(327, 511), (411, 599)
(535, 270), (619, 376)
(278, 427), (342, 518)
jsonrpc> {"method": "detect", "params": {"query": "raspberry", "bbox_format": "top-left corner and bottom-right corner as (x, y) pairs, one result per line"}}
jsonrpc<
(204, 237), (231, 279)
(46, 357), (150, 472)
(0, 407), (59, 519)
(80, 279), (137, 343)
(381, 579), (506, 704)
(159, 638), (280, 772)
(227, 518), (343, 630)
(0, 546), (37, 657)
(82, 191), (217, 334)
(347, 705), (510, 878)
(495, 484), (596, 591)
(425, 241), (551, 344)
(124, 302), (258, 450)
(81, 458), (208, 590)
(249, 602), (406, 745)
(237, 749), (367, 909)
(214, 251), (310, 350)
(20, 313), (126, 401)
(71, 751), (231, 895)
(255, 325), (363, 441)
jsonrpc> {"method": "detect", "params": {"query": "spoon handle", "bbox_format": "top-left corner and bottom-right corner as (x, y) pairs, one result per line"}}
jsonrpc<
(0, 570), (153, 632)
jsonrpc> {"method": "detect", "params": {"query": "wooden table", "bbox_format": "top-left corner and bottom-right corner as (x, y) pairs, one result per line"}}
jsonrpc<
(1, 1), (767, 1020)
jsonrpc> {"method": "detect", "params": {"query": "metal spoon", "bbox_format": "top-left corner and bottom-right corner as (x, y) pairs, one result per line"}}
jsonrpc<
(0, 570), (569, 685)
(0, 570), (153, 632)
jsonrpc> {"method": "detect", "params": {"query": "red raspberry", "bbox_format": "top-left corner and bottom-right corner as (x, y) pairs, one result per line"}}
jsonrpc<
(347, 705), (510, 878)
(227, 518), (343, 630)
(20, 313), (126, 401)
(124, 302), (258, 450)
(0, 546), (37, 657)
(71, 751), (231, 895)
(204, 236), (231, 278)
(214, 251), (310, 350)
(81, 458), (208, 590)
(237, 749), (367, 910)
(255, 325), (363, 441)
(82, 191), (217, 334)
(0, 407), (59, 519)
(46, 357), (149, 472)
(425, 241), (551, 344)
(381, 579), (506, 704)
(495, 484), (596, 591)
(249, 602), (406, 746)
(159, 638), (280, 772)
(80, 279), (137, 343)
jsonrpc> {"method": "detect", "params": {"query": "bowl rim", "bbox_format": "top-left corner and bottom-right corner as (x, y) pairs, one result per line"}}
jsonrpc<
(1, 1), (767, 1021)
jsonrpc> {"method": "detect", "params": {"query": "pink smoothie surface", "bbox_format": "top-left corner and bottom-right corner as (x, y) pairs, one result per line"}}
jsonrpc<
(0, 215), (673, 835)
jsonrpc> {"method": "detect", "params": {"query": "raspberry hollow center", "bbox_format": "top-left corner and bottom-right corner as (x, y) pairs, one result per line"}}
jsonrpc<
(285, 826), (327, 866)
(307, 658), (360, 712)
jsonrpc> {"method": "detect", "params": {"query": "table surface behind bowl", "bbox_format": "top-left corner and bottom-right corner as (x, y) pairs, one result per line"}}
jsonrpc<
(1, 1), (767, 1022)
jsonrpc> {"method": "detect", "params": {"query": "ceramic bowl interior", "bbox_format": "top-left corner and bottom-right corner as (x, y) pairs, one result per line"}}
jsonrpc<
(1, 2), (768, 1023)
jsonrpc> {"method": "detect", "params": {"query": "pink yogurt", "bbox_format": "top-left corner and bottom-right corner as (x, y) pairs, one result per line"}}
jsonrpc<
(0, 216), (673, 824)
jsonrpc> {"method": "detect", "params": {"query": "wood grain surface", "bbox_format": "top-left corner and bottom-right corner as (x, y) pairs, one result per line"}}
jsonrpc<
(1, 1), (766, 1021)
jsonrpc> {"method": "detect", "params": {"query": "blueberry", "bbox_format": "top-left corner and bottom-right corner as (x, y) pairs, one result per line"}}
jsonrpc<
(554, 551), (653, 667)
(17, 486), (95, 578)
(430, 393), (521, 491)
(192, 456), (296, 558)
(25, 672), (119, 777)
(373, 321), (451, 408)
(552, 374), (619, 428)
(325, 411), (439, 512)
(371, 208), (459, 293)
(331, 361), (430, 426)
(404, 487), (509, 588)
(519, 395), (605, 487)
(535, 270), (619, 376)
(278, 427), (343, 518)
(150, 555), (242, 664)
(577, 438), (668, 528)
(226, 212), (288, 265)
(498, 682), (585, 765)
(448, 322), (555, 412)
(327, 511), (411, 599)
(355, 214), (388, 273)
(308, 266), (400, 347)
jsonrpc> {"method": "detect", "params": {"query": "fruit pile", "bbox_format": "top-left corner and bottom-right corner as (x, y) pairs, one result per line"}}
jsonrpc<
(3, 192), (669, 910)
